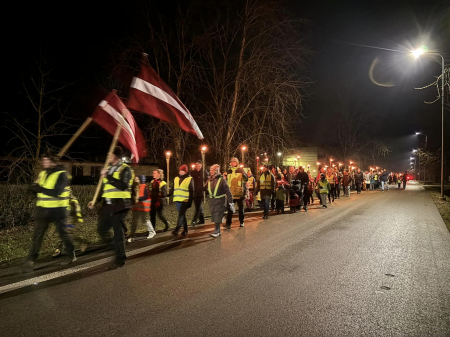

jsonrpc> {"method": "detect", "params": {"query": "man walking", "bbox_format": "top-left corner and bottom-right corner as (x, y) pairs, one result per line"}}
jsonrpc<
(88, 146), (134, 270)
(380, 169), (389, 192)
(225, 157), (247, 229)
(173, 165), (194, 237)
(257, 165), (276, 219)
(355, 168), (364, 194)
(206, 164), (234, 238)
(190, 160), (208, 227)
(297, 167), (310, 212)
(23, 153), (76, 272)
(285, 166), (297, 205)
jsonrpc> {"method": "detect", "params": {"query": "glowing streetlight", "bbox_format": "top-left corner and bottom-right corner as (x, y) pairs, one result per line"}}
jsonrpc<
(200, 146), (207, 201)
(191, 164), (195, 169)
(241, 145), (247, 166)
(256, 156), (260, 178)
(165, 151), (172, 204)
(412, 45), (445, 200)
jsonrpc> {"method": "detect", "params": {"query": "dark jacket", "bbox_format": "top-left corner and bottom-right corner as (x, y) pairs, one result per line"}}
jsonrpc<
(342, 173), (351, 187)
(190, 169), (209, 198)
(355, 172), (364, 184)
(30, 165), (69, 198)
(149, 178), (168, 204)
(98, 161), (133, 213)
(204, 173), (233, 213)
(380, 171), (389, 182)
(257, 171), (276, 199)
(297, 172), (309, 185)
(285, 172), (298, 184)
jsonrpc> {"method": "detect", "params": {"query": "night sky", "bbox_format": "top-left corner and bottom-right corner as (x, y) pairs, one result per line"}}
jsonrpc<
(2, 0), (449, 172)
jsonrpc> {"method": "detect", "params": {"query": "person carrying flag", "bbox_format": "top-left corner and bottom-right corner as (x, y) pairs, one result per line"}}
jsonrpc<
(88, 146), (134, 270)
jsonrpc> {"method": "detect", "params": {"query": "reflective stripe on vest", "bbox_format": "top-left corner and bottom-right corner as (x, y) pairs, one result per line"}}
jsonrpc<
(208, 178), (226, 199)
(318, 180), (329, 193)
(132, 184), (151, 212)
(247, 176), (255, 189)
(102, 163), (133, 199)
(173, 176), (192, 202)
(36, 170), (70, 208)
(259, 173), (272, 190)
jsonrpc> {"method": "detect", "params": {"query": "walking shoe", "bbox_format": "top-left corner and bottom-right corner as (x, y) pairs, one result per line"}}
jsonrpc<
(181, 231), (188, 236)
(197, 221), (205, 225)
(107, 260), (125, 270)
(322, 205), (326, 208)
(191, 221), (197, 227)
(127, 237), (134, 243)
(324, 205), (328, 208)
(52, 249), (62, 257)
(240, 223), (245, 227)
(225, 224), (231, 230)
(147, 232), (156, 239)
(22, 260), (35, 273)
(172, 230), (179, 238)
(61, 252), (77, 266)
(210, 232), (221, 238)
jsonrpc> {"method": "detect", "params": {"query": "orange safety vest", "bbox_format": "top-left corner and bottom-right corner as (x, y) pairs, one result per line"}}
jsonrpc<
(132, 184), (151, 212)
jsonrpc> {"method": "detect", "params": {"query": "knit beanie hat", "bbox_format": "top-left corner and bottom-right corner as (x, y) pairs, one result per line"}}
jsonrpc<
(179, 164), (188, 173)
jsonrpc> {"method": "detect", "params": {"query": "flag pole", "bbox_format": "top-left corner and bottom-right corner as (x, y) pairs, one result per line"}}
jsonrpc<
(90, 123), (122, 206)
(57, 117), (93, 158)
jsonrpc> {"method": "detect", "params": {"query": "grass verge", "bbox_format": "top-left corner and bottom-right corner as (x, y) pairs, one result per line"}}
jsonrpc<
(424, 185), (450, 233)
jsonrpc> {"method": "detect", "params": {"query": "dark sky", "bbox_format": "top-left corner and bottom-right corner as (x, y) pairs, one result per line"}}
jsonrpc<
(2, 0), (449, 171)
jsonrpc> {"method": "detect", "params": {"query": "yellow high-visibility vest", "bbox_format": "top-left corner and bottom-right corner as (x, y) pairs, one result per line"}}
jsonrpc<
(36, 170), (70, 208)
(259, 173), (272, 190)
(102, 163), (134, 199)
(318, 180), (329, 194)
(173, 176), (192, 202)
(227, 167), (244, 198)
(208, 178), (226, 199)
(247, 176), (255, 189)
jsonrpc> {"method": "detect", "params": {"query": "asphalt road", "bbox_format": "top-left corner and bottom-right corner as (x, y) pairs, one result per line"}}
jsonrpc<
(1, 183), (450, 336)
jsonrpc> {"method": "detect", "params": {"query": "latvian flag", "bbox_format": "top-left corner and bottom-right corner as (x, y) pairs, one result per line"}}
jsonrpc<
(92, 91), (147, 163)
(127, 63), (204, 139)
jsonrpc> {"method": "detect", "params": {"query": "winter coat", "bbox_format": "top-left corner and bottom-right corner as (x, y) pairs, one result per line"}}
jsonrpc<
(342, 173), (352, 187)
(190, 169), (209, 197)
(380, 171), (389, 182)
(205, 173), (233, 213)
(257, 171), (276, 199)
(355, 172), (364, 184)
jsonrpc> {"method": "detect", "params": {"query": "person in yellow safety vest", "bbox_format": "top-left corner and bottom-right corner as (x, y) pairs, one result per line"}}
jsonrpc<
(205, 164), (234, 238)
(149, 169), (170, 232)
(318, 173), (331, 209)
(256, 165), (276, 219)
(225, 157), (247, 229)
(128, 175), (156, 243)
(88, 146), (134, 270)
(23, 153), (76, 273)
(245, 170), (256, 211)
(172, 164), (194, 238)
(374, 173), (379, 189)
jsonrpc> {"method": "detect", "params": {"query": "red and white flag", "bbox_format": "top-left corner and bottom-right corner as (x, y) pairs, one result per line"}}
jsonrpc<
(92, 91), (147, 163)
(127, 64), (204, 139)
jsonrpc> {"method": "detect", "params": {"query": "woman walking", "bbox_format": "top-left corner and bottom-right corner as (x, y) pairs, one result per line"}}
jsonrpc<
(149, 169), (170, 232)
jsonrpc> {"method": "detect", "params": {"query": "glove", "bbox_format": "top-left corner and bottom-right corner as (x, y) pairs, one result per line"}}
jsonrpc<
(29, 183), (43, 193)
(229, 203), (236, 213)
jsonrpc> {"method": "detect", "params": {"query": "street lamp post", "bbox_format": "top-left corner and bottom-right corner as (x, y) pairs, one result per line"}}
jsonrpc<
(277, 152), (282, 168)
(165, 151), (172, 205)
(241, 146), (247, 167)
(413, 47), (445, 200)
(256, 156), (260, 179)
(201, 146), (207, 202)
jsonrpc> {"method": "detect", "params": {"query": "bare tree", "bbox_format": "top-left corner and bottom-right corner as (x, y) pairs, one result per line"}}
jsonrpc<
(2, 53), (73, 183)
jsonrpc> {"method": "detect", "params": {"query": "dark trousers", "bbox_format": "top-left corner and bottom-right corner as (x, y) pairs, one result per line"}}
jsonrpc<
(28, 207), (74, 262)
(175, 202), (190, 232)
(336, 184), (341, 198)
(328, 185), (335, 202)
(356, 183), (362, 193)
(262, 198), (270, 216)
(316, 190), (322, 204)
(285, 187), (290, 204)
(97, 209), (129, 263)
(226, 199), (245, 225)
(192, 196), (205, 223)
(150, 203), (169, 230)
(276, 199), (285, 213)
(271, 192), (276, 210)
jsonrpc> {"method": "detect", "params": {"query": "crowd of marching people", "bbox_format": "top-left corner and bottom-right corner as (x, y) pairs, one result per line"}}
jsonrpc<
(22, 147), (410, 272)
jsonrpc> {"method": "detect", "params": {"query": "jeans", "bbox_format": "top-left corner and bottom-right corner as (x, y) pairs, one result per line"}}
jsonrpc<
(344, 186), (350, 196)
(175, 201), (190, 232)
(28, 207), (74, 262)
(192, 196), (204, 223)
(382, 181), (389, 191)
(335, 184), (340, 198)
(150, 203), (169, 231)
(262, 198), (270, 216)
(370, 183), (375, 190)
(328, 184), (335, 202)
(97, 208), (129, 263)
(129, 211), (155, 237)
(226, 199), (244, 225)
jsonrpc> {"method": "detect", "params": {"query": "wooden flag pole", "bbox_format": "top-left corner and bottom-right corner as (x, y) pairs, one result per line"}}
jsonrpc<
(89, 123), (123, 206)
(58, 117), (93, 158)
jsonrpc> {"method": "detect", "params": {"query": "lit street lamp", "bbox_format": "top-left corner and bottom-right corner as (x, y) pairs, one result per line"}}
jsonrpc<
(165, 151), (172, 205)
(413, 46), (445, 200)
(241, 146), (247, 166)
(201, 146), (207, 201)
